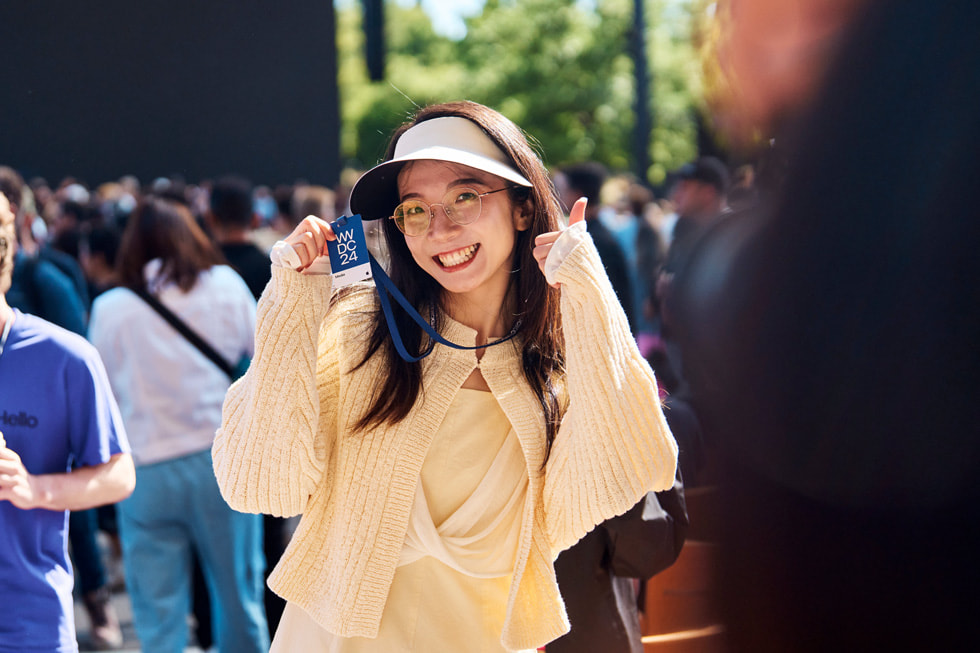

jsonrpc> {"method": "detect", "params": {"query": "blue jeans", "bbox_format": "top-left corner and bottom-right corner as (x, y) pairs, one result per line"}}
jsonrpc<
(118, 450), (269, 653)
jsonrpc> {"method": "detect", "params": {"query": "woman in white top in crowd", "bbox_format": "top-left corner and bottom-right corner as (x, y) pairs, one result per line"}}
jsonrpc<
(214, 101), (677, 652)
(89, 196), (269, 653)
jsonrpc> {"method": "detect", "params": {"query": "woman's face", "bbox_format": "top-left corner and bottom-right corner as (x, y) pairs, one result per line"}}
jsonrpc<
(396, 160), (528, 307)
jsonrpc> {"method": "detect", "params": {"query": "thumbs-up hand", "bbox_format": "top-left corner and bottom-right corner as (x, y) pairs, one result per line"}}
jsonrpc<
(533, 197), (588, 288)
(566, 197), (587, 227)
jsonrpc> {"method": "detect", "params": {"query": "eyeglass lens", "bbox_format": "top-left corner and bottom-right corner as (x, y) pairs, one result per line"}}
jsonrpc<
(393, 188), (483, 236)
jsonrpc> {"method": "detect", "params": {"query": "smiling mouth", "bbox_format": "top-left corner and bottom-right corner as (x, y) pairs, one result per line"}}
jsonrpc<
(435, 244), (479, 268)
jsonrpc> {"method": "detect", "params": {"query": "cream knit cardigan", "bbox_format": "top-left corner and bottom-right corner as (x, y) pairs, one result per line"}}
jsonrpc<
(213, 236), (678, 651)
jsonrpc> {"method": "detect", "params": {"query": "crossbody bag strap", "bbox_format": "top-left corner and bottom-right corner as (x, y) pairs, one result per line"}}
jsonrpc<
(133, 287), (237, 379)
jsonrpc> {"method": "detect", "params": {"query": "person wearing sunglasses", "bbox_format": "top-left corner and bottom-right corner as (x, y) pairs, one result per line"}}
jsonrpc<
(214, 101), (677, 652)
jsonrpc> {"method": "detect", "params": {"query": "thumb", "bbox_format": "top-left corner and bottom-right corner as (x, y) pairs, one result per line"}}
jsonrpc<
(568, 197), (588, 226)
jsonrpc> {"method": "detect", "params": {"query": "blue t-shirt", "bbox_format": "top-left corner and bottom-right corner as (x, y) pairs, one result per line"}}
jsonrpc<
(0, 310), (129, 653)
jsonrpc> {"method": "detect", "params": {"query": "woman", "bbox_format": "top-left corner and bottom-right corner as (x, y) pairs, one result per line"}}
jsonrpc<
(89, 197), (269, 653)
(214, 101), (677, 652)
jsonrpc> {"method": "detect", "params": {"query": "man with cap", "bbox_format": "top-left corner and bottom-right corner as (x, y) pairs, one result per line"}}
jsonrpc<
(653, 156), (730, 398)
(657, 157), (729, 325)
(663, 156), (730, 276)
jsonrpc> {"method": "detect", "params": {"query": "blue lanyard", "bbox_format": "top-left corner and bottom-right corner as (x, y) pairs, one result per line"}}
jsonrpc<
(368, 255), (521, 363)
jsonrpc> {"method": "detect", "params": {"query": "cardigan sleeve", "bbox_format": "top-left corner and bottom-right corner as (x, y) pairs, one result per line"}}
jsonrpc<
(212, 265), (340, 517)
(543, 233), (678, 554)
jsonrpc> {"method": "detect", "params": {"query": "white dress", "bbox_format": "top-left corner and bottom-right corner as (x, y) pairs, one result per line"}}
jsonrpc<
(271, 388), (535, 653)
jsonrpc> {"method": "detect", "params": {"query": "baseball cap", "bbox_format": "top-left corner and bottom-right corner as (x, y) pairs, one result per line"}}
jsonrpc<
(675, 156), (730, 194)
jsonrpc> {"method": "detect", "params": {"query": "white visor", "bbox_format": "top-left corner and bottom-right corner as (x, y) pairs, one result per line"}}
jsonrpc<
(349, 116), (532, 221)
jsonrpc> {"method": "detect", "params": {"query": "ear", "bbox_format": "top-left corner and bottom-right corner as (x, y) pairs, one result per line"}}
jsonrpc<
(512, 200), (533, 232)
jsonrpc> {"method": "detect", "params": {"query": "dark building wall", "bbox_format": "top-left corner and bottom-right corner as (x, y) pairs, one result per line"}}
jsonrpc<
(1, 0), (339, 187)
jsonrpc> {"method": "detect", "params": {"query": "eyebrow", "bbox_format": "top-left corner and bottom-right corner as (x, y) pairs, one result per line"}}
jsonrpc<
(450, 177), (487, 188)
(400, 176), (491, 201)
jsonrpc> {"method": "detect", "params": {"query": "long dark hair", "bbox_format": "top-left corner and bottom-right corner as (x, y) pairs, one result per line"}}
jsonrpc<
(351, 101), (566, 461)
(116, 196), (225, 292)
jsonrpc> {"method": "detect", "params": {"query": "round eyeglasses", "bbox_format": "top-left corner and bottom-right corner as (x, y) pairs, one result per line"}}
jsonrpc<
(390, 186), (514, 236)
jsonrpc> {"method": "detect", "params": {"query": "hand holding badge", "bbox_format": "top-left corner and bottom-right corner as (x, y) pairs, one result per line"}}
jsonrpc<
(276, 214), (373, 283)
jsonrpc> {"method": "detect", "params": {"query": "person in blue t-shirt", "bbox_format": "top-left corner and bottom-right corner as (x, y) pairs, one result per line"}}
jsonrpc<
(0, 190), (135, 653)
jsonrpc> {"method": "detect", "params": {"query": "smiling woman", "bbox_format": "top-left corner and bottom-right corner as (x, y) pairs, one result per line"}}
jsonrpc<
(212, 100), (678, 652)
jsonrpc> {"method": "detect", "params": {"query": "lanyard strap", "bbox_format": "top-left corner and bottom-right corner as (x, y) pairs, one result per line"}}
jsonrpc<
(368, 255), (521, 363)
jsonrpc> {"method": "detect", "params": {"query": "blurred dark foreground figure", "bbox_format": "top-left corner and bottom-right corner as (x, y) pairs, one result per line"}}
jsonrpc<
(674, 0), (980, 650)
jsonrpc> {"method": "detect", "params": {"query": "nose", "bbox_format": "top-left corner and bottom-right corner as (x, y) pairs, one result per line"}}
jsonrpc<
(426, 202), (460, 240)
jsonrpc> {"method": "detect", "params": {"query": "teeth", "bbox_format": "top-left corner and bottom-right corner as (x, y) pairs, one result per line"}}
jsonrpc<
(438, 245), (478, 267)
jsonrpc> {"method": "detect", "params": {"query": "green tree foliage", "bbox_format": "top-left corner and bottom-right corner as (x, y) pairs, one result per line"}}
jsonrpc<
(647, 0), (702, 183)
(458, 0), (634, 170)
(337, 0), (702, 186)
(336, 4), (461, 170)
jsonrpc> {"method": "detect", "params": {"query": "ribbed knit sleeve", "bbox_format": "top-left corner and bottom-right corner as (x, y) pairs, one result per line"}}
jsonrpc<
(213, 266), (338, 517)
(543, 235), (678, 555)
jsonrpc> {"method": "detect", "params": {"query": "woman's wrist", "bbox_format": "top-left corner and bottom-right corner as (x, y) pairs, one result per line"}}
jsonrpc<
(544, 220), (588, 285)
